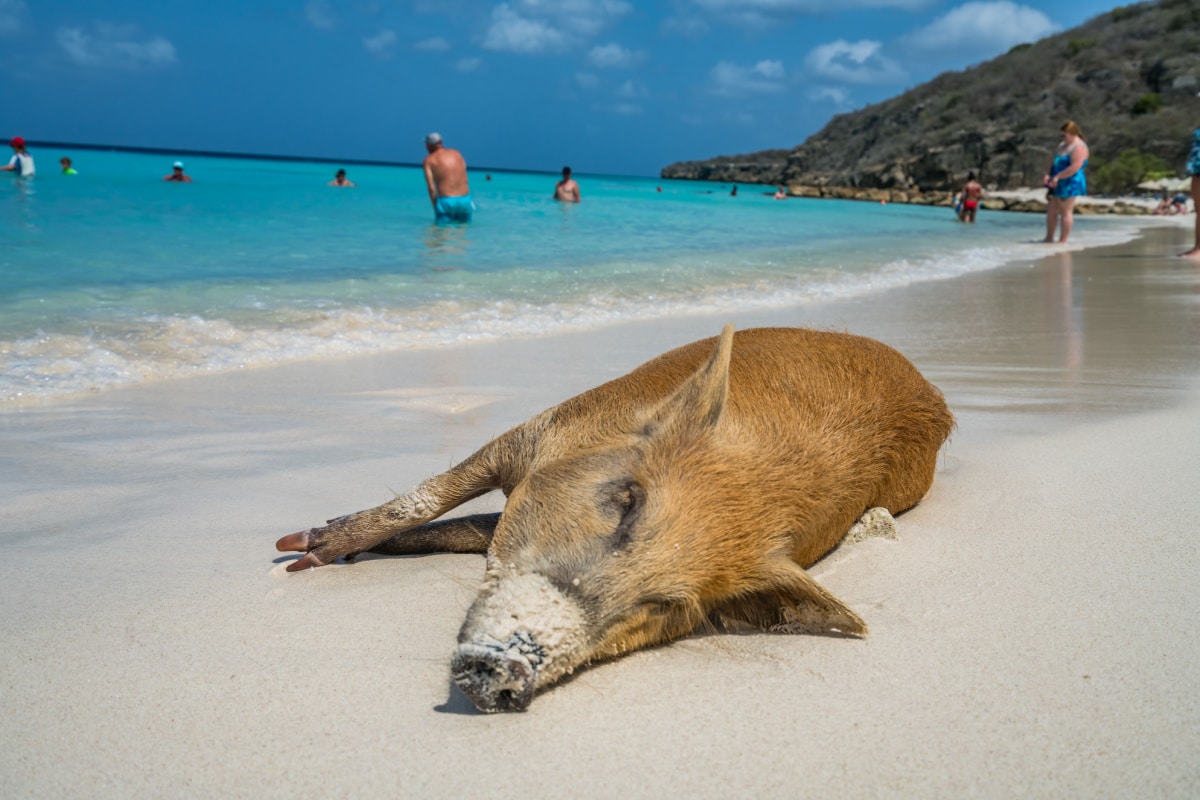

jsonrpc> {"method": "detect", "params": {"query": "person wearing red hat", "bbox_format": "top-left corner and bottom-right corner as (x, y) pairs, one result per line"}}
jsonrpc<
(2, 136), (35, 177)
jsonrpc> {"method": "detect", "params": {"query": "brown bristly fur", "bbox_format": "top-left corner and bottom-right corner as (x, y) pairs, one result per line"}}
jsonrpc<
(281, 326), (954, 688)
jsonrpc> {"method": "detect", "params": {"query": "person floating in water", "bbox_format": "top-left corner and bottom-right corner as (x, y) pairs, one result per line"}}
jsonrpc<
(773, 186), (787, 200)
(554, 166), (581, 203)
(329, 168), (355, 187)
(958, 172), (984, 223)
(2, 136), (35, 177)
(422, 132), (473, 223)
(1042, 121), (1088, 244)
(730, 184), (738, 197)
(163, 161), (193, 182)
(60, 157), (78, 175)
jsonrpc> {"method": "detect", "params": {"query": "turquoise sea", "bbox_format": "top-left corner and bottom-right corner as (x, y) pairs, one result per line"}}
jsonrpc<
(1, 148), (1140, 404)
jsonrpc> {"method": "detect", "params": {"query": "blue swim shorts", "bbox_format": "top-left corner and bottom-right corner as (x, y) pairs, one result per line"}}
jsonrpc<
(435, 194), (475, 222)
(1187, 128), (1200, 177)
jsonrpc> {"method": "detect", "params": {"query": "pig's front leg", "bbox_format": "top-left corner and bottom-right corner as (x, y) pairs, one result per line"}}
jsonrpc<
(276, 466), (498, 571)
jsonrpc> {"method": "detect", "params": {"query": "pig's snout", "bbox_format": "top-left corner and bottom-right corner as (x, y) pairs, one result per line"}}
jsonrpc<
(453, 570), (591, 711)
(452, 637), (539, 713)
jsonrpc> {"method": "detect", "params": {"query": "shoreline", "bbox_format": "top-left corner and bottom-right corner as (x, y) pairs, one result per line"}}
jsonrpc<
(2, 224), (1199, 796)
(3, 213), (1189, 408)
(767, 183), (1193, 215)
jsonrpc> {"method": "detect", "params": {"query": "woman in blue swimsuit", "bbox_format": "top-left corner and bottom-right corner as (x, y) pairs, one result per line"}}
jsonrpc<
(1182, 127), (1200, 260)
(1042, 121), (1089, 244)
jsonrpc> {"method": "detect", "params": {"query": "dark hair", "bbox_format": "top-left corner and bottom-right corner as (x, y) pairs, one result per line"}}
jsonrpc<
(562, 166), (572, 176)
(967, 171), (976, 181)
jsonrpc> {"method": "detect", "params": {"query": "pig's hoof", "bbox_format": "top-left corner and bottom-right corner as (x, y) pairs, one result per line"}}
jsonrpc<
(276, 530), (310, 552)
(451, 643), (536, 713)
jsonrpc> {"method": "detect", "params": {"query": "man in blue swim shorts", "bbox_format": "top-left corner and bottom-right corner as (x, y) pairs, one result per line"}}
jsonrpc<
(423, 132), (474, 223)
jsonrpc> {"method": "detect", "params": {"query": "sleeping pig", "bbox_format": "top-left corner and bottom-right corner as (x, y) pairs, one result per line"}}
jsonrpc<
(276, 325), (954, 712)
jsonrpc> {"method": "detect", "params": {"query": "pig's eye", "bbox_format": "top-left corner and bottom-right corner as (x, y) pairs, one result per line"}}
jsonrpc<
(607, 481), (644, 551)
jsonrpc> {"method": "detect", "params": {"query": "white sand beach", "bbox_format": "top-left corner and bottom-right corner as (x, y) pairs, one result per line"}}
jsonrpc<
(2, 223), (1199, 798)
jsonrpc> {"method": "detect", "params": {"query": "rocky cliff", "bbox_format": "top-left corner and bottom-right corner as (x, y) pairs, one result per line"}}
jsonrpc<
(662, 0), (1200, 193)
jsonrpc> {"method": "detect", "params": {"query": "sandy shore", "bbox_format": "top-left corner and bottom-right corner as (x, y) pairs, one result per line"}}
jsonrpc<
(2, 223), (1199, 798)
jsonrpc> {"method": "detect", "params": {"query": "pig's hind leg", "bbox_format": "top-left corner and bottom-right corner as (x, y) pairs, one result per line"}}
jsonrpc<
(364, 513), (499, 556)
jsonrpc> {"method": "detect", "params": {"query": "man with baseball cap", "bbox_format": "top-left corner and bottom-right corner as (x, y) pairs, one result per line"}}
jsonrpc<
(2, 136), (35, 177)
(163, 161), (193, 182)
(422, 132), (473, 222)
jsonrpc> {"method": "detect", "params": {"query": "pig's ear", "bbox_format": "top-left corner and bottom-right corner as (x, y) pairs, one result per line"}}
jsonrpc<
(649, 324), (734, 436)
(712, 559), (868, 637)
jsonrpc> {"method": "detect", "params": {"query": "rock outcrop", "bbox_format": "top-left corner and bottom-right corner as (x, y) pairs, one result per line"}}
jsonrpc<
(662, 0), (1200, 195)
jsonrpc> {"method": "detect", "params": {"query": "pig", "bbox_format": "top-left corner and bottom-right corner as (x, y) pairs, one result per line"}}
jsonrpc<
(276, 325), (954, 712)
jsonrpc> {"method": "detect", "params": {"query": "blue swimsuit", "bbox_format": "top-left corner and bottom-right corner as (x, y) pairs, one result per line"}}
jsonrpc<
(435, 194), (474, 223)
(1050, 148), (1087, 198)
(1187, 128), (1200, 177)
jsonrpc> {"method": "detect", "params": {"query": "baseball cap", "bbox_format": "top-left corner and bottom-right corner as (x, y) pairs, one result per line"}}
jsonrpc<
(10, 136), (25, 148)
(173, 161), (184, 168)
(424, 132), (443, 147)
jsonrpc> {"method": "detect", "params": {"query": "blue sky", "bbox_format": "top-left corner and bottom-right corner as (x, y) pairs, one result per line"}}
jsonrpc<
(1, 0), (1124, 176)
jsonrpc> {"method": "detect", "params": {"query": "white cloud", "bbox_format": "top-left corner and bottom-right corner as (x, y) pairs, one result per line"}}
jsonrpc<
(576, 71), (600, 88)
(804, 39), (905, 84)
(56, 24), (177, 69)
(615, 78), (647, 99)
(661, 15), (709, 37)
(902, 1), (1059, 56)
(305, 0), (337, 30)
(0, 0), (29, 36)
(687, 0), (934, 29)
(691, 0), (932, 12)
(482, 0), (631, 54)
(414, 36), (451, 52)
(483, 4), (568, 53)
(455, 57), (482, 72)
(753, 59), (784, 80)
(536, 0), (633, 37)
(363, 29), (397, 58)
(611, 102), (642, 115)
(587, 42), (640, 69)
(809, 86), (849, 105)
(709, 59), (788, 96)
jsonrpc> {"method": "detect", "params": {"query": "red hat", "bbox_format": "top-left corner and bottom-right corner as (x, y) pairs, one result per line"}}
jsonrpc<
(10, 136), (25, 148)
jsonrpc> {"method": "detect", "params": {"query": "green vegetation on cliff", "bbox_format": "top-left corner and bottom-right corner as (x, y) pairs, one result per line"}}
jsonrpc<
(662, 0), (1200, 194)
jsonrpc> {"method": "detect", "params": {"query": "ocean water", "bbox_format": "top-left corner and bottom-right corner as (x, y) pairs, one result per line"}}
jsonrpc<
(1, 148), (1141, 404)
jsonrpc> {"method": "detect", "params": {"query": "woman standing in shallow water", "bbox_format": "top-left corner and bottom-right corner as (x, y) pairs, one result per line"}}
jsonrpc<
(1181, 128), (1200, 261)
(1042, 121), (1089, 244)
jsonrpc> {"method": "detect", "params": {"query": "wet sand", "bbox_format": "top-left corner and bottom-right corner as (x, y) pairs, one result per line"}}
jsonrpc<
(2, 223), (1199, 798)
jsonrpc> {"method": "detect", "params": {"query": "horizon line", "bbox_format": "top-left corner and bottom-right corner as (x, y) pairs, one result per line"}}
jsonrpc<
(6, 139), (653, 180)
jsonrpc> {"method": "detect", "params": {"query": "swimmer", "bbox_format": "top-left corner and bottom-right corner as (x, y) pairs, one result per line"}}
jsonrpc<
(2, 136), (35, 177)
(1042, 121), (1089, 243)
(163, 161), (193, 182)
(422, 132), (473, 222)
(554, 166), (581, 203)
(60, 157), (78, 175)
(958, 172), (984, 223)
(329, 168), (355, 187)
(773, 186), (787, 200)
